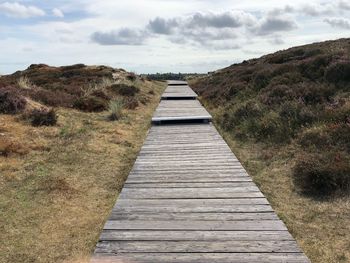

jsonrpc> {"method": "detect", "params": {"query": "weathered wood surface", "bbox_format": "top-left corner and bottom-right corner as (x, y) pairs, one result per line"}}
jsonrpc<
(167, 80), (189, 86)
(152, 100), (212, 123)
(92, 83), (310, 262)
(162, 85), (198, 99)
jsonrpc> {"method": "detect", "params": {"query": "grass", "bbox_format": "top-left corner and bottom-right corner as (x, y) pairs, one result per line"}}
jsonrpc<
(0, 80), (165, 263)
(17, 76), (33, 90)
(108, 98), (124, 121)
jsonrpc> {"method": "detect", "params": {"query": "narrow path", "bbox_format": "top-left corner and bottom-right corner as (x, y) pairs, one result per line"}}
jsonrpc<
(91, 81), (310, 263)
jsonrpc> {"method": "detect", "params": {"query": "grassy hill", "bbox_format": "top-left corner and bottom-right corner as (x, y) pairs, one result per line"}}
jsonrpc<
(190, 38), (350, 262)
(0, 65), (165, 263)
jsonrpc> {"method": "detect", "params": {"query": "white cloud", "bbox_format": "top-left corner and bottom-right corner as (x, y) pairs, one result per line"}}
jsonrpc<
(0, 2), (45, 18)
(52, 8), (64, 18)
(252, 16), (298, 36)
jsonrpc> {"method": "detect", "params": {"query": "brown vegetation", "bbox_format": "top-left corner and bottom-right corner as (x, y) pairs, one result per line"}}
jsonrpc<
(191, 38), (350, 262)
(0, 64), (166, 263)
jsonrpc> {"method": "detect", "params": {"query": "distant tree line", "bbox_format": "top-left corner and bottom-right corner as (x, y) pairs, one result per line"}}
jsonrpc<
(142, 73), (206, 81)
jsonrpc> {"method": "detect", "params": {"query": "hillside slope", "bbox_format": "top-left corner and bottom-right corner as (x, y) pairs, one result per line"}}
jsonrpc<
(191, 38), (350, 263)
(0, 65), (165, 263)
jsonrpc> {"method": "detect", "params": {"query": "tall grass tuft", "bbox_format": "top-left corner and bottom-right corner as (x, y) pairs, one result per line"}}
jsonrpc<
(17, 76), (33, 90)
(108, 98), (124, 121)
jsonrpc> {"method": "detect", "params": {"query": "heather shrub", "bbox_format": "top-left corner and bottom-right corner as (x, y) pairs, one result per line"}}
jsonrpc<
(293, 152), (350, 196)
(29, 108), (58, 126)
(252, 69), (271, 90)
(108, 98), (124, 121)
(126, 73), (137, 81)
(111, 84), (140, 96)
(325, 62), (350, 84)
(260, 84), (294, 105)
(30, 89), (75, 107)
(0, 86), (27, 114)
(73, 96), (107, 112)
(297, 127), (331, 149)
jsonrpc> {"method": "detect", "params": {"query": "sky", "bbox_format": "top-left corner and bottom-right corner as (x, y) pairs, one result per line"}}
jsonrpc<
(0, 0), (349, 74)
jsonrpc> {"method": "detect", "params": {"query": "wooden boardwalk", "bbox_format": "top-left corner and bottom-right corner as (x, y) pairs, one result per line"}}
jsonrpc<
(92, 81), (310, 263)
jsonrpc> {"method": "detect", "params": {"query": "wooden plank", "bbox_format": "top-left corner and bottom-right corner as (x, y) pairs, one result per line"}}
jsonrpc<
(95, 240), (301, 253)
(119, 188), (263, 199)
(91, 253), (310, 263)
(109, 212), (279, 221)
(104, 220), (287, 231)
(99, 230), (293, 241)
(123, 182), (257, 188)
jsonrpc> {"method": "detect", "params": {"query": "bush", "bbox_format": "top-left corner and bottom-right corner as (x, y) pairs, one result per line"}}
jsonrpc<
(111, 84), (139, 96)
(0, 86), (27, 114)
(297, 127), (331, 149)
(126, 73), (137, 81)
(73, 96), (107, 112)
(293, 153), (350, 196)
(29, 108), (58, 126)
(325, 62), (350, 83)
(108, 98), (124, 121)
(30, 89), (75, 107)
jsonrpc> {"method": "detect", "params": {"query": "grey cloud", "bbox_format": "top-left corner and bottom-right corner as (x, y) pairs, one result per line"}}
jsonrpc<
(269, 35), (285, 45)
(91, 28), (148, 45)
(339, 1), (350, 10)
(254, 16), (297, 36)
(188, 12), (247, 28)
(268, 5), (295, 16)
(324, 17), (350, 29)
(148, 17), (178, 35)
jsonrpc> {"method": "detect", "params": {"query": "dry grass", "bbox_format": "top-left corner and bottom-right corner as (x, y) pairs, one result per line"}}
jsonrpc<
(17, 76), (33, 90)
(204, 106), (350, 263)
(0, 80), (165, 263)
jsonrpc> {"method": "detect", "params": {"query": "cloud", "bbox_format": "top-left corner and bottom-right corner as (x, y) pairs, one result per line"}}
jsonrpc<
(148, 17), (178, 35)
(186, 11), (255, 28)
(0, 2), (45, 18)
(339, 0), (350, 10)
(253, 16), (297, 35)
(324, 17), (350, 29)
(269, 35), (285, 45)
(52, 8), (64, 18)
(91, 28), (148, 45)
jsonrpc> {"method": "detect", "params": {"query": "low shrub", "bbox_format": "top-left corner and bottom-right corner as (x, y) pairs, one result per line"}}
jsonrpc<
(111, 84), (140, 96)
(293, 152), (350, 196)
(30, 89), (75, 107)
(297, 127), (331, 149)
(29, 108), (58, 126)
(325, 61), (350, 84)
(108, 98), (124, 121)
(0, 86), (27, 114)
(73, 96), (107, 112)
(126, 73), (137, 81)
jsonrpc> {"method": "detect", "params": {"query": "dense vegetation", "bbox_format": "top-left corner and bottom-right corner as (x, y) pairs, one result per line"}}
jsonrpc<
(192, 38), (350, 197)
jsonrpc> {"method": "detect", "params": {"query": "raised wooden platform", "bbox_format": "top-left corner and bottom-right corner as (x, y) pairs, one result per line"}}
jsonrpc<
(167, 80), (188, 86)
(91, 82), (310, 263)
(162, 85), (198, 100)
(152, 100), (212, 124)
